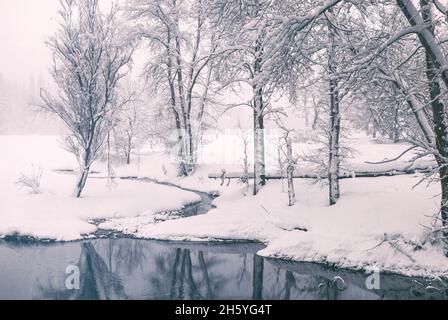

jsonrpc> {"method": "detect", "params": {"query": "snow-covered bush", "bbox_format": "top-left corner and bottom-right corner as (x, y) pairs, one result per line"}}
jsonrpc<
(16, 165), (43, 194)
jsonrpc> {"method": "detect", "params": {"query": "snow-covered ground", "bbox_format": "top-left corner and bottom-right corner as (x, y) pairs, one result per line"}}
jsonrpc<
(103, 176), (446, 279)
(0, 136), (200, 241)
(0, 134), (446, 279)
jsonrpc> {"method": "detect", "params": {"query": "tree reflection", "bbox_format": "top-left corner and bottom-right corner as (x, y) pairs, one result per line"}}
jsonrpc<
(30, 239), (448, 300)
(39, 241), (127, 300)
(284, 271), (295, 300)
(76, 242), (127, 299)
(252, 255), (264, 300)
(148, 248), (226, 300)
(113, 239), (146, 274)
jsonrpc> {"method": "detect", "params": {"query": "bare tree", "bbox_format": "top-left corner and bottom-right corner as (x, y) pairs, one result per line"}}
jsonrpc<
(41, 0), (133, 197)
(283, 129), (297, 207)
(128, 0), (218, 176)
(112, 82), (149, 165)
(326, 9), (341, 206)
(209, 0), (275, 195)
(276, 118), (297, 207)
(113, 101), (138, 165)
(266, 2), (362, 205)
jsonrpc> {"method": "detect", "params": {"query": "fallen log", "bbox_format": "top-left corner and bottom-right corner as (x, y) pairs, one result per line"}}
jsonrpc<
(208, 167), (434, 181)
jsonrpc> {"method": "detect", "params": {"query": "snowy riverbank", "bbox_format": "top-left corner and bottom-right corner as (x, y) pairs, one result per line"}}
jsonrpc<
(0, 136), (201, 241)
(1, 135), (447, 279)
(105, 176), (447, 279)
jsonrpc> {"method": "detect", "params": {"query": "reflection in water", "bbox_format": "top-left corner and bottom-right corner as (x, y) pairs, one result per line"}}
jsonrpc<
(253, 255), (264, 300)
(285, 271), (295, 300)
(0, 239), (447, 300)
(76, 242), (126, 300)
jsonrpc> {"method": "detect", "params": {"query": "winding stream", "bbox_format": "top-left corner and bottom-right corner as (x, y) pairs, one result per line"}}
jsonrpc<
(1, 176), (447, 300)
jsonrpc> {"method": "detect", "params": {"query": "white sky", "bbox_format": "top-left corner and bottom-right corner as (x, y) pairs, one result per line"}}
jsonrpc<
(0, 0), (60, 84)
(0, 0), (144, 86)
(0, 0), (255, 128)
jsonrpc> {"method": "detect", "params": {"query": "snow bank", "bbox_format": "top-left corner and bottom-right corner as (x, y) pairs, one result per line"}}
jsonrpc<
(1, 135), (446, 279)
(126, 176), (448, 279)
(0, 136), (200, 241)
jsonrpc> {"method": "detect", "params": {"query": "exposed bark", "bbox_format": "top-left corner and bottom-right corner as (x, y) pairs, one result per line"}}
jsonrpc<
(74, 166), (90, 198)
(419, 0), (448, 236)
(328, 77), (341, 206)
(165, 29), (185, 169)
(126, 147), (131, 165)
(253, 108), (266, 195)
(327, 15), (341, 206)
(253, 34), (266, 195)
(392, 100), (400, 143)
(286, 137), (296, 207)
(379, 70), (436, 146)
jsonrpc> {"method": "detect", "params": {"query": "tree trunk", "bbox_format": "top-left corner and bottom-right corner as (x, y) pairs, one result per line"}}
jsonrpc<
(253, 105), (266, 195)
(165, 30), (186, 177)
(328, 78), (341, 206)
(286, 138), (296, 206)
(258, 103), (266, 184)
(419, 0), (448, 241)
(126, 136), (132, 165)
(253, 34), (266, 196)
(173, 1), (194, 177)
(395, 0), (448, 251)
(390, 72), (435, 145)
(393, 104), (400, 143)
(327, 14), (341, 206)
(185, 118), (195, 175)
(74, 165), (90, 198)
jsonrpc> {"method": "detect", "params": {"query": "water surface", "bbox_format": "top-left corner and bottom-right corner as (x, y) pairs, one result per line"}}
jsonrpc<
(0, 239), (446, 300)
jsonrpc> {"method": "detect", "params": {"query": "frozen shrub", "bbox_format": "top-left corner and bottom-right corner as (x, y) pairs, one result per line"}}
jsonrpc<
(16, 165), (43, 194)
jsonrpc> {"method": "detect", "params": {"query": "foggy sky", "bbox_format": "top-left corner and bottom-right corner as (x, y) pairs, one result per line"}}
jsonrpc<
(0, 0), (60, 84)
(0, 0), (250, 129)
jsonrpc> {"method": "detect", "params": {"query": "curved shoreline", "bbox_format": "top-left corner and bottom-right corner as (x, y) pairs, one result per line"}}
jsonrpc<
(2, 174), (448, 282)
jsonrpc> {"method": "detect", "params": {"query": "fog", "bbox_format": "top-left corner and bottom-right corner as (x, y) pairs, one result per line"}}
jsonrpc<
(0, 0), (59, 83)
(0, 0), (254, 134)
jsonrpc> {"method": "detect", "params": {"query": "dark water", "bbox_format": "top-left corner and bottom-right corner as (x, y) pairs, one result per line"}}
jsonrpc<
(0, 239), (446, 300)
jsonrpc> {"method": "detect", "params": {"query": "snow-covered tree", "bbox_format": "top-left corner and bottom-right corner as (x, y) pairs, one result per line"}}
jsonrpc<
(41, 0), (133, 198)
(128, 0), (218, 176)
(395, 0), (448, 242)
(277, 122), (297, 207)
(209, 0), (277, 195)
(112, 81), (150, 165)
